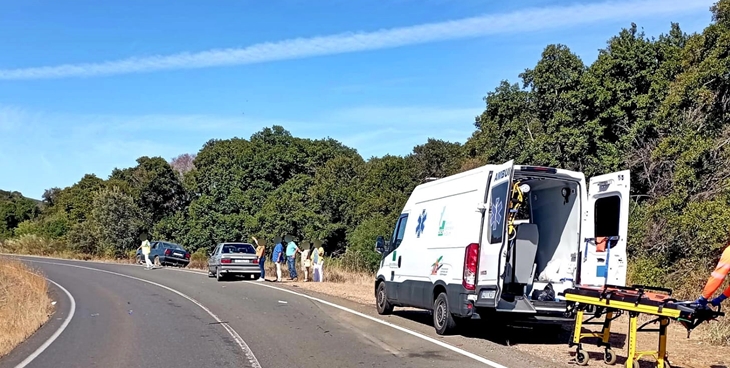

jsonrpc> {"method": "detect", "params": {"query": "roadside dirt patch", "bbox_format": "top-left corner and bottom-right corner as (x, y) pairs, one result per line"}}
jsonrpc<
(512, 315), (730, 368)
(0, 257), (53, 357)
(290, 279), (730, 368)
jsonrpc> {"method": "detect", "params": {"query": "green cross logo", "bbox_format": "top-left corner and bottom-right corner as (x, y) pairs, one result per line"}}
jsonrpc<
(438, 207), (446, 236)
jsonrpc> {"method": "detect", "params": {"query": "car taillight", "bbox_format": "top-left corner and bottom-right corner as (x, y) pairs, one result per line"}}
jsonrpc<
(252, 258), (259, 264)
(184, 253), (190, 259)
(164, 249), (171, 256)
(462, 243), (479, 291)
(221, 258), (232, 264)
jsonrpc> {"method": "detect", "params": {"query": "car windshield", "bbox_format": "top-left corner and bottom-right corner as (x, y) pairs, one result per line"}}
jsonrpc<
(222, 244), (255, 254)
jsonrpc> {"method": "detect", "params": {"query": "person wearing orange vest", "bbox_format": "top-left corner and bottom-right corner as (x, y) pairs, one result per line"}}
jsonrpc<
(696, 245), (730, 308)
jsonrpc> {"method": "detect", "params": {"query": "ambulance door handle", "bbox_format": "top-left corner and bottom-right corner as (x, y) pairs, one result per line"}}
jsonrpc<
(398, 256), (402, 268)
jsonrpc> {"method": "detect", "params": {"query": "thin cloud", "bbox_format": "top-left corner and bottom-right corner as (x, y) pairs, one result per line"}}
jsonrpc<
(0, 103), (479, 196)
(0, 0), (713, 80)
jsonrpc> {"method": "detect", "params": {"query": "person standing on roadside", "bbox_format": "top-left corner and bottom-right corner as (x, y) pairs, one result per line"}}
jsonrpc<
(313, 244), (325, 282)
(285, 235), (300, 281)
(301, 243), (312, 282)
(271, 238), (284, 282)
(253, 236), (266, 282)
(139, 238), (153, 270)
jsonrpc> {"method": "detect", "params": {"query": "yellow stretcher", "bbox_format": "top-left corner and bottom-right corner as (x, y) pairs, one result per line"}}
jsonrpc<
(563, 284), (723, 368)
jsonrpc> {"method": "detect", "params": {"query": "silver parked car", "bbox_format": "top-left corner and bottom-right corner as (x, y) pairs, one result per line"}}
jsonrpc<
(207, 242), (260, 281)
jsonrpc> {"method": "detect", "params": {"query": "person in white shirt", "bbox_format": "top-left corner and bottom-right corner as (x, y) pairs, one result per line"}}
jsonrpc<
(312, 245), (324, 282)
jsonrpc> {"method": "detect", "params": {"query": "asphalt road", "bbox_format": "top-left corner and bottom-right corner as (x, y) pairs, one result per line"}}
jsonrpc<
(0, 256), (565, 368)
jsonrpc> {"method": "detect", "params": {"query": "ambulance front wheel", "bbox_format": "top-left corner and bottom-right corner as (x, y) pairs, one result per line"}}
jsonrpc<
(376, 282), (394, 315)
(434, 292), (458, 335)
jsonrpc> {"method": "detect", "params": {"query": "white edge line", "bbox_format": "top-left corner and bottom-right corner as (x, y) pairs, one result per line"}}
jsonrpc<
(9, 255), (507, 367)
(22, 260), (261, 368)
(249, 281), (509, 368)
(168, 267), (507, 368)
(14, 278), (76, 368)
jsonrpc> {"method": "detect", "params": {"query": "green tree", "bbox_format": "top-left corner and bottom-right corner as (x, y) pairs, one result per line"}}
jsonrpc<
(411, 139), (464, 179)
(89, 186), (145, 256)
(109, 156), (187, 230)
(0, 190), (40, 239)
(53, 174), (106, 224)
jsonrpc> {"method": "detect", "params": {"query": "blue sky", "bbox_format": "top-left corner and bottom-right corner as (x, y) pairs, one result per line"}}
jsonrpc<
(0, 0), (716, 199)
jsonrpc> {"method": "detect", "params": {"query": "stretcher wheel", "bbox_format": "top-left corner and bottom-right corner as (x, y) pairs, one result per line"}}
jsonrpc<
(604, 348), (617, 365)
(575, 349), (589, 366)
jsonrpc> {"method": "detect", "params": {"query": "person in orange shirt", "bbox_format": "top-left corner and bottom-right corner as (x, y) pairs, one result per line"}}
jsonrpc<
(696, 245), (730, 308)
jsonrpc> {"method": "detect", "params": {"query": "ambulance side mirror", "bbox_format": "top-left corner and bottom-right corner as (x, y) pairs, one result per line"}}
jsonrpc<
(375, 236), (385, 254)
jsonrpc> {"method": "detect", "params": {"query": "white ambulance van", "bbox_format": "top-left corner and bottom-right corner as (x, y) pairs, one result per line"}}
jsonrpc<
(373, 160), (630, 335)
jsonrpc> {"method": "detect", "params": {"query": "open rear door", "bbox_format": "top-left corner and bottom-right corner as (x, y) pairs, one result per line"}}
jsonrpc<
(475, 160), (514, 306)
(580, 170), (630, 287)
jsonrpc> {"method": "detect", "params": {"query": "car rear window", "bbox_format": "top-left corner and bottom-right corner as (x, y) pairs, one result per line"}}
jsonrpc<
(167, 243), (184, 251)
(222, 244), (255, 254)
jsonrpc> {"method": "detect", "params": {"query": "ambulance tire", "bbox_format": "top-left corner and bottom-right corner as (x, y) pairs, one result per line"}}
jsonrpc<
(376, 282), (394, 315)
(434, 292), (458, 335)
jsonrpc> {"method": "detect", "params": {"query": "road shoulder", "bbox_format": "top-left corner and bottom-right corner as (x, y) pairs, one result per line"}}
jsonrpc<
(0, 282), (70, 368)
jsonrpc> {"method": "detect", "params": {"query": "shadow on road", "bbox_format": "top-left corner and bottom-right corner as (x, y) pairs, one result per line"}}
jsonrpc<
(390, 309), (699, 367)
(392, 309), (627, 349)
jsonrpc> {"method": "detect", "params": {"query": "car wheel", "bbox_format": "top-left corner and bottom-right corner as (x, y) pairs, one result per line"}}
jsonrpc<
(376, 282), (394, 315)
(216, 267), (224, 282)
(154, 256), (161, 268)
(136, 255), (142, 264)
(433, 292), (458, 335)
(207, 269), (215, 278)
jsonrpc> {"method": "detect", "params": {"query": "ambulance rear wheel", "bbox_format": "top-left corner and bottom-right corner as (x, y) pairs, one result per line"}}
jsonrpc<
(434, 292), (457, 335)
(376, 282), (393, 315)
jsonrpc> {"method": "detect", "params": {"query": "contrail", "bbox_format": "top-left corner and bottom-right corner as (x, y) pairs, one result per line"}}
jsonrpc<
(0, 0), (713, 80)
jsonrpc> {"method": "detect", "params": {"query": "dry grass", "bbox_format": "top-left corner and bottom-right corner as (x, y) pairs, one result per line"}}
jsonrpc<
(0, 236), (137, 265)
(260, 257), (373, 285)
(0, 257), (53, 357)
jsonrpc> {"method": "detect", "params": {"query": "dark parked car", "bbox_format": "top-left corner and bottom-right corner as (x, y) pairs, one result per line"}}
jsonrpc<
(207, 242), (259, 281)
(136, 241), (190, 267)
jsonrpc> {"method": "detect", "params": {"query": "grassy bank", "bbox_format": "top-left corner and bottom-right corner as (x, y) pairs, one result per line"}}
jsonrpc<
(1, 235), (374, 286)
(0, 257), (53, 357)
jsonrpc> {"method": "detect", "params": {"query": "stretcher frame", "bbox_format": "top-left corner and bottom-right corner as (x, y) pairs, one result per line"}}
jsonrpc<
(564, 284), (723, 368)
